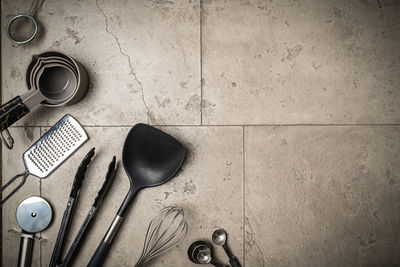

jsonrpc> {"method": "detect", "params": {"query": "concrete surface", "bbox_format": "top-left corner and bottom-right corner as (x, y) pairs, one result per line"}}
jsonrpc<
(1, 0), (400, 266)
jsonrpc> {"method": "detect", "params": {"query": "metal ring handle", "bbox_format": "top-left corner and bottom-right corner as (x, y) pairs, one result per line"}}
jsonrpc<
(6, 14), (38, 47)
(0, 171), (29, 206)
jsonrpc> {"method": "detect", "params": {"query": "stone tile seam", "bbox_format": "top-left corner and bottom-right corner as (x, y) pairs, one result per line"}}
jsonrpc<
(7, 124), (400, 128)
(242, 126), (246, 267)
(200, 0), (204, 126)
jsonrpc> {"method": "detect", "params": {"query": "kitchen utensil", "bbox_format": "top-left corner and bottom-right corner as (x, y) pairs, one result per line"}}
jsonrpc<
(30, 56), (79, 85)
(212, 229), (241, 267)
(50, 148), (117, 267)
(188, 241), (227, 267)
(0, 114), (88, 206)
(135, 206), (188, 267)
(16, 196), (52, 267)
(88, 124), (186, 267)
(35, 64), (78, 102)
(0, 51), (89, 149)
(30, 59), (78, 90)
(6, 0), (41, 47)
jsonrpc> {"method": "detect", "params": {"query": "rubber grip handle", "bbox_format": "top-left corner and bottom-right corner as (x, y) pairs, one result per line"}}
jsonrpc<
(0, 96), (30, 131)
(70, 148), (95, 198)
(87, 240), (111, 267)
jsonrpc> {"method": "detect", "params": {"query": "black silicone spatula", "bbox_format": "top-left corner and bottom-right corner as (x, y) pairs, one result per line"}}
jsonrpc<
(88, 124), (186, 267)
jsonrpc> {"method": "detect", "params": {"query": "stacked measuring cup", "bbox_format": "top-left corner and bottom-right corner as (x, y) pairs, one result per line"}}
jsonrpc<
(0, 51), (89, 149)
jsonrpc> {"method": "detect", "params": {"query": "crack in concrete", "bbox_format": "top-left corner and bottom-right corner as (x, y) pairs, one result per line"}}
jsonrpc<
(96, 0), (150, 123)
(245, 216), (265, 267)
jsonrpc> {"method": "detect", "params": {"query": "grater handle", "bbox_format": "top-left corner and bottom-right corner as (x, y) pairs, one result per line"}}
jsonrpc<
(0, 171), (29, 206)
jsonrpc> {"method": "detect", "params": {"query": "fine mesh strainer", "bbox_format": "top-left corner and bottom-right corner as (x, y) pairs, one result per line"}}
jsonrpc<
(0, 114), (88, 206)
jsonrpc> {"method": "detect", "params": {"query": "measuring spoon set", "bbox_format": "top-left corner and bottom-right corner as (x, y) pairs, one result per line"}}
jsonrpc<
(188, 229), (242, 267)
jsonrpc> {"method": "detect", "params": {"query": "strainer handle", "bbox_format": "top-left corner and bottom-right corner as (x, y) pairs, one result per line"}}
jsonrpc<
(0, 96), (30, 149)
(0, 171), (29, 206)
(27, 0), (40, 17)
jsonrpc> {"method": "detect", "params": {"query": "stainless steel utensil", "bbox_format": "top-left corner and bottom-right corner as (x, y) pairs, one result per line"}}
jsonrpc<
(135, 206), (188, 267)
(188, 241), (227, 267)
(0, 114), (88, 206)
(16, 196), (52, 267)
(212, 229), (241, 267)
(6, 0), (41, 47)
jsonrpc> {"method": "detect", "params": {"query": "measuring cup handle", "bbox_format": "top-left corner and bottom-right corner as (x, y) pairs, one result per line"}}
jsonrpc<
(0, 96), (30, 149)
(18, 231), (34, 267)
(0, 96), (30, 131)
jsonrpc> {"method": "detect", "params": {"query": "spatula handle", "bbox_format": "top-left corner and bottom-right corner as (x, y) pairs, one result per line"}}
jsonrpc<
(87, 215), (124, 267)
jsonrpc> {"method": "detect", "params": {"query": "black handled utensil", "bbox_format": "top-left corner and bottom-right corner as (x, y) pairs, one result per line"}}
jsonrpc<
(60, 156), (116, 267)
(88, 123), (186, 267)
(49, 148), (95, 267)
(49, 148), (117, 267)
(212, 229), (242, 267)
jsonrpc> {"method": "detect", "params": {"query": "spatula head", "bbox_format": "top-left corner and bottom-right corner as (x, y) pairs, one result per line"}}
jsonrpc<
(122, 124), (185, 189)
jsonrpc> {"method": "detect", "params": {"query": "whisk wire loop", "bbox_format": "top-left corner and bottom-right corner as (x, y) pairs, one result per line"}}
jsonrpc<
(135, 206), (188, 267)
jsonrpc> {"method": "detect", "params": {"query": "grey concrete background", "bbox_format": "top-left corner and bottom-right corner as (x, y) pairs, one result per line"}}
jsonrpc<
(1, 0), (400, 266)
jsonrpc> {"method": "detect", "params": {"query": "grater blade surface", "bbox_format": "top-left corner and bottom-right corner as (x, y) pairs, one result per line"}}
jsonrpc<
(23, 114), (88, 178)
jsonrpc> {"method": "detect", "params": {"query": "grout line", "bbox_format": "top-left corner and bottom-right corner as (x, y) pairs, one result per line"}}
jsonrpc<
(242, 126), (246, 267)
(8, 123), (400, 128)
(200, 0), (203, 126)
(39, 127), (43, 267)
(0, 0), (2, 262)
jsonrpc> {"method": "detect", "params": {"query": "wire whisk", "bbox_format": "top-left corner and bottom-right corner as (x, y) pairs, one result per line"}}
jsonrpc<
(135, 206), (188, 266)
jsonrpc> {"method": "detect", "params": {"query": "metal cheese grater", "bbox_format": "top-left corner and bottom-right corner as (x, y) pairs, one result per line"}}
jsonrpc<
(0, 114), (88, 206)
